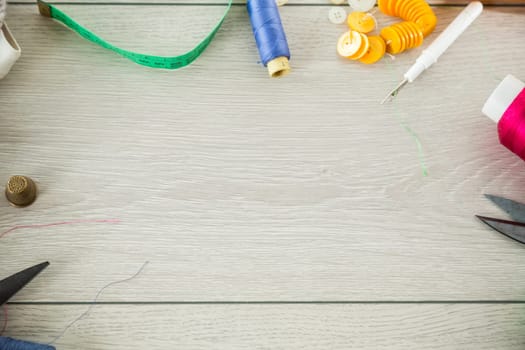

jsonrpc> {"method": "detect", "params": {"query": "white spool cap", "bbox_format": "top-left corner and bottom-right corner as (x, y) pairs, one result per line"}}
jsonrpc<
(482, 75), (525, 123)
(0, 23), (21, 80)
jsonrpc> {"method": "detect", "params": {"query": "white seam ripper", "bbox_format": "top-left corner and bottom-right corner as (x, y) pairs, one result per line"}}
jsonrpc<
(381, 1), (483, 104)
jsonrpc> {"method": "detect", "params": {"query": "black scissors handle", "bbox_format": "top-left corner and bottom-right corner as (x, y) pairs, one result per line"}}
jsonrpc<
(0, 262), (49, 305)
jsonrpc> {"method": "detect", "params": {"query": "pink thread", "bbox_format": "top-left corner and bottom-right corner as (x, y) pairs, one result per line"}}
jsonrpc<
(0, 219), (121, 240)
(498, 88), (525, 160)
(0, 305), (7, 335)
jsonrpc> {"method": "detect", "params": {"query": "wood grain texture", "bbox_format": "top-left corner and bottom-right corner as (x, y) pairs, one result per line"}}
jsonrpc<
(1, 5), (525, 303)
(7, 1), (525, 5)
(3, 304), (525, 349)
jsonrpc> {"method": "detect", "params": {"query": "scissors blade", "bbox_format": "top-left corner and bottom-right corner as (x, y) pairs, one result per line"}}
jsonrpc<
(477, 215), (525, 245)
(0, 261), (49, 305)
(485, 194), (525, 223)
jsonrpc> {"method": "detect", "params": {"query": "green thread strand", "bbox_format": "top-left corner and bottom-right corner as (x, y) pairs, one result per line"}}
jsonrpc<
(38, 0), (232, 69)
(401, 121), (429, 177)
(390, 89), (429, 177)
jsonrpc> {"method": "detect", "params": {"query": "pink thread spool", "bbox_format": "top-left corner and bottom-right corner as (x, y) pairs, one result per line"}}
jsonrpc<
(482, 75), (525, 160)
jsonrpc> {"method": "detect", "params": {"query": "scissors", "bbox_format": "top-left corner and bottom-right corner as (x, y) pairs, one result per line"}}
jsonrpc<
(0, 261), (55, 350)
(477, 194), (525, 245)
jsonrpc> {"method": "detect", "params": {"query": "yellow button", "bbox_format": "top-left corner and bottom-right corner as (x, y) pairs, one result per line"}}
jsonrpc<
(387, 0), (398, 16)
(359, 36), (386, 64)
(348, 33), (370, 60)
(347, 11), (376, 34)
(416, 14), (437, 37)
(377, 0), (390, 15)
(404, 21), (424, 47)
(337, 30), (363, 58)
(380, 26), (402, 54)
(401, 0), (421, 20)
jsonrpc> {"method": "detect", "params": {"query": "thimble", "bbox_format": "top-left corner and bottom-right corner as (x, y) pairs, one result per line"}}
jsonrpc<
(5, 175), (37, 207)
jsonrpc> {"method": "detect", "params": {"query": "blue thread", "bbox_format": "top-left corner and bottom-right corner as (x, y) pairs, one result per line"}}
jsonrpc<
(247, 0), (290, 66)
(0, 337), (55, 350)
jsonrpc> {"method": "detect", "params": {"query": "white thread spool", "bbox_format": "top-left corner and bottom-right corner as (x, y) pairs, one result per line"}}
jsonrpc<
(0, 0), (20, 80)
(0, 23), (21, 79)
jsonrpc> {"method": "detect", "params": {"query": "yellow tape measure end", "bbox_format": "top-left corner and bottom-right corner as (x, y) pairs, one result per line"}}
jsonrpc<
(37, 0), (52, 18)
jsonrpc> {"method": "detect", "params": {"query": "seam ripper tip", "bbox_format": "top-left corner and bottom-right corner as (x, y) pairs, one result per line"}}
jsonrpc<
(380, 1), (483, 104)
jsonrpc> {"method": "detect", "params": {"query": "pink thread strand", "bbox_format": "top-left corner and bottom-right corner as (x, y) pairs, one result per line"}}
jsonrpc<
(498, 88), (525, 160)
(0, 219), (121, 240)
(0, 305), (7, 335)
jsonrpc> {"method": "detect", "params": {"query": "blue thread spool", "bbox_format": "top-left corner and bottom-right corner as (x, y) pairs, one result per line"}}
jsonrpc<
(0, 337), (55, 350)
(247, 0), (291, 77)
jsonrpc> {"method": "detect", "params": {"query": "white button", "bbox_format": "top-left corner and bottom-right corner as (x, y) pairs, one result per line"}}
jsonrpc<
(348, 0), (376, 12)
(276, 0), (288, 6)
(328, 7), (347, 24)
(337, 30), (362, 57)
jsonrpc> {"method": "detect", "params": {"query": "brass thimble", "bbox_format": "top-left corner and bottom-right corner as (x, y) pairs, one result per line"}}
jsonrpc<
(5, 175), (37, 207)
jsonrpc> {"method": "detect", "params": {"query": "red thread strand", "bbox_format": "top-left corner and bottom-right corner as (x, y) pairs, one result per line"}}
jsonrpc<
(0, 219), (121, 240)
(498, 88), (525, 160)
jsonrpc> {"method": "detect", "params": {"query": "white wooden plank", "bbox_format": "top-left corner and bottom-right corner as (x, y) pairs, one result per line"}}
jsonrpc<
(7, 1), (525, 5)
(1, 6), (525, 301)
(3, 304), (525, 349)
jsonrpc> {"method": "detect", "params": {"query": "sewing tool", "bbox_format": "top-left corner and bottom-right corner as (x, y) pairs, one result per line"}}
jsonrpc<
(247, 0), (291, 77)
(5, 176), (37, 207)
(482, 75), (525, 161)
(381, 1), (483, 104)
(37, 0), (232, 69)
(0, 262), (55, 350)
(477, 195), (525, 245)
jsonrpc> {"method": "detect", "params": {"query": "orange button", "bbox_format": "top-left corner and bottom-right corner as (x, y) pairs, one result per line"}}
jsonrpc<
(416, 13), (437, 37)
(347, 11), (376, 34)
(359, 36), (386, 64)
(404, 21), (424, 47)
(380, 26), (402, 54)
(348, 33), (370, 60)
(377, 0), (390, 15)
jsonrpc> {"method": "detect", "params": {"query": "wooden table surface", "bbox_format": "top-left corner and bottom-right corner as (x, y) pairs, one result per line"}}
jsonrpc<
(1, 1), (525, 348)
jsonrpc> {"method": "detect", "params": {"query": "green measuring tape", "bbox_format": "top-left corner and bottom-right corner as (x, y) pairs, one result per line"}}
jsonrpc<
(37, 0), (232, 69)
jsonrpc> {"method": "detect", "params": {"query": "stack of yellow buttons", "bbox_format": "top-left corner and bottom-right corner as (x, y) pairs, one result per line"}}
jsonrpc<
(377, 0), (437, 37)
(336, 11), (386, 65)
(380, 21), (424, 54)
